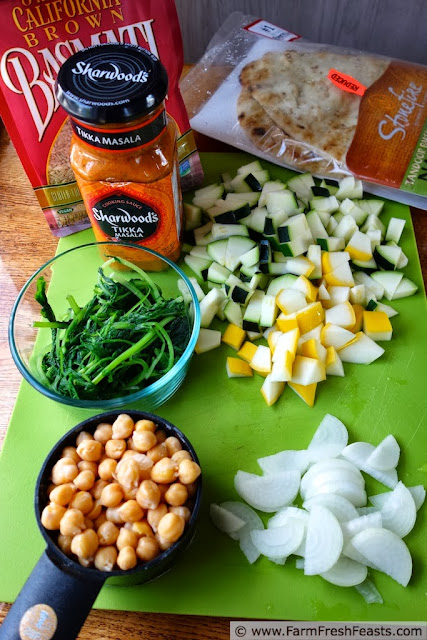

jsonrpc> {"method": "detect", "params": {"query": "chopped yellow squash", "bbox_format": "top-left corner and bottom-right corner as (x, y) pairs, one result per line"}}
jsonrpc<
(260, 374), (286, 406)
(292, 275), (318, 302)
(226, 357), (253, 378)
(236, 341), (258, 363)
(222, 323), (246, 351)
(277, 312), (298, 332)
(288, 381), (317, 407)
(300, 338), (327, 363)
(349, 304), (364, 333)
(325, 346), (345, 377)
(323, 262), (355, 287)
(291, 355), (326, 385)
(362, 311), (393, 341)
(296, 301), (324, 335)
(250, 345), (272, 375)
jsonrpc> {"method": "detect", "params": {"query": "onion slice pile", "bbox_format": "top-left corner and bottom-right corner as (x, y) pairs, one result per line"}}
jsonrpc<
(210, 414), (425, 601)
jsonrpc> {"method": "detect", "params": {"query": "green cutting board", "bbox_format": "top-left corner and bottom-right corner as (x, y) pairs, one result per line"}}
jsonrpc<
(0, 153), (426, 621)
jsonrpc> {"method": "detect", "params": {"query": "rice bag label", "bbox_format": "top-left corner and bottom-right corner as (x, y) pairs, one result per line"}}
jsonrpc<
(346, 61), (427, 196)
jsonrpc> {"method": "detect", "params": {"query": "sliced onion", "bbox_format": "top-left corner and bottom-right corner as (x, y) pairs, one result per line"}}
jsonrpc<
(378, 482), (416, 538)
(257, 449), (311, 475)
(366, 435), (400, 471)
(210, 503), (246, 536)
(220, 501), (264, 564)
(350, 527), (412, 586)
(368, 493), (389, 509)
(251, 518), (305, 558)
(295, 558), (305, 570)
(341, 512), (383, 541)
(268, 506), (309, 529)
(355, 577), (383, 604)
(304, 505), (343, 575)
(304, 478), (367, 507)
(357, 506), (379, 516)
(219, 500), (264, 540)
(320, 555), (368, 587)
(303, 494), (359, 522)
(343, 539), (377, 568)
(408, 485), (426, 511)
(270, 556), (288, 565)
(300, 459), (363, 499)
(342, 442), (398, 489)
(234, 470), (300, 512)
(307, 414), (349, 461)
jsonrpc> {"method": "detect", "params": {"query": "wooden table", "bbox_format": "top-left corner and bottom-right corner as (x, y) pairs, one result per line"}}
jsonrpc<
(0, 118), (426, 639)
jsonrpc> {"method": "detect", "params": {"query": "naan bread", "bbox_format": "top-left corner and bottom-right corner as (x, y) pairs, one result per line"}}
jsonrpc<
(239, 50), (388, 163)
(237, 88), (346, 177)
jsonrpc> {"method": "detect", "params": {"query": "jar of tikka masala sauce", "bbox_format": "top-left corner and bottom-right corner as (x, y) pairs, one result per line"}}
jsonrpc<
(56, 43), (183, 270)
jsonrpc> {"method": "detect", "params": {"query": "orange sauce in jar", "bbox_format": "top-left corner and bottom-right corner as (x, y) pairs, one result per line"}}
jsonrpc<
(56, 43), (183, 270)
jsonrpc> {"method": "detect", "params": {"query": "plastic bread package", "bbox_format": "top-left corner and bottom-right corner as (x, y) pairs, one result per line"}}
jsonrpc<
(181, 12), (427, 208)
(0, 0), (203, 237)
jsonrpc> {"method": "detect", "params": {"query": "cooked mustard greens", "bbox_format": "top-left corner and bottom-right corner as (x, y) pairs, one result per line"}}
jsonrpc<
(34, 257), (191, 400)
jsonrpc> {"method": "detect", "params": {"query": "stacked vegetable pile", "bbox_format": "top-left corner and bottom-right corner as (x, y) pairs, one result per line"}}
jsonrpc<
(210, 414), (425, 602)
(183, 161), (418, 407)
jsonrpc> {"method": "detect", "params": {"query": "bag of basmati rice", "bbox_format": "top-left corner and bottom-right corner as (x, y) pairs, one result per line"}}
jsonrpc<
(0, 0), (203, 236)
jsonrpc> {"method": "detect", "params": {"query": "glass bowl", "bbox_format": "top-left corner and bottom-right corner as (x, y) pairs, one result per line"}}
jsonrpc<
(9, 242), (200, 410)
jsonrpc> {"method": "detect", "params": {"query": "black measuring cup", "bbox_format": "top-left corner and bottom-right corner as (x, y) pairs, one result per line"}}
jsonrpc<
(0, 410), (202, 640)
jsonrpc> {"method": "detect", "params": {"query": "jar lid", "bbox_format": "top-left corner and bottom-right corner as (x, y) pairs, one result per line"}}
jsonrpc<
(56, 43), (168, 125)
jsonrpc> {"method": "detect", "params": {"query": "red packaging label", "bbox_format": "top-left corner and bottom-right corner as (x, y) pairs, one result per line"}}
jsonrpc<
(328, 69), (366, 96)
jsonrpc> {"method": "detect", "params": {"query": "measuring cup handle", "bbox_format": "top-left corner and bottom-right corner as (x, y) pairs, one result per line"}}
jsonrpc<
(0, 550), (105, 640)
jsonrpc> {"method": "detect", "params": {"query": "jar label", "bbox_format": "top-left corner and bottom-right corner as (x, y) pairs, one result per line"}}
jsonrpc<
(70, 110), (167, 151)
(91, 192), (160, 241)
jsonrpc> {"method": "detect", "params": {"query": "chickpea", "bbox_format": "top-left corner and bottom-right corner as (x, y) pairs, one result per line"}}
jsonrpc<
(76, 439), (103, 462)
(116, 527), (139, 550)
(98, 458), (117, 481)
(171, 450), (192, 464)
(49, 483), (76, 506)
(164, 483), (188, 507)
(60, 508), (85, 537)
(84, 517), (94, 529)
(129, 453), (153, 480)
(105, 439), (126, 459)
(78, 557), (93, 568)
(93, 423), (113, 445)
(41, 503), (66, 530)
(165, 437), (182, 457)
(169, 505), (191, 523)
(69, 491), (94, 515)
(122, 486), (138, 501)
(47, 483), (56, 496)
(97, 520), (120, 546)
(126, 437), (138, 451)
(51, 457), (79, 485)
(61, 446), (81, 464)
(118, 500), (144, 523)
(132, 520), (154, 538)
(178, 460), (201, 485)
(136, 536), (159, 562)
(146, 503), (168, 533)
(71, 528), (99, 559)
(134, 419), (156, 433)
(76, 431), (94, 445)
(77, 461), (98, 476)
(73, 470), (95, 491)
(136, 480), (160, 510)
(132, 431), (157, 453)
(86, 499), (102, 521)
(94, 511), (108, 530)
(157, 512), (185, 543)
(155, 430), (167, 443)
(151, 458), (178, 484)
(114, 458), (140, 491)
(57, 533), (73, 555)
(94, 546), (117, 572)
(156, 532), (174, 551)
(157, 483), (169, 502)
(117, 546), (137, 570)
(146, 442), (167, 464)
(90, 479), (109, 500)
(100, 483), (123, 508)
(112, 414), (134, 440)
(105, 507), (124, 525)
